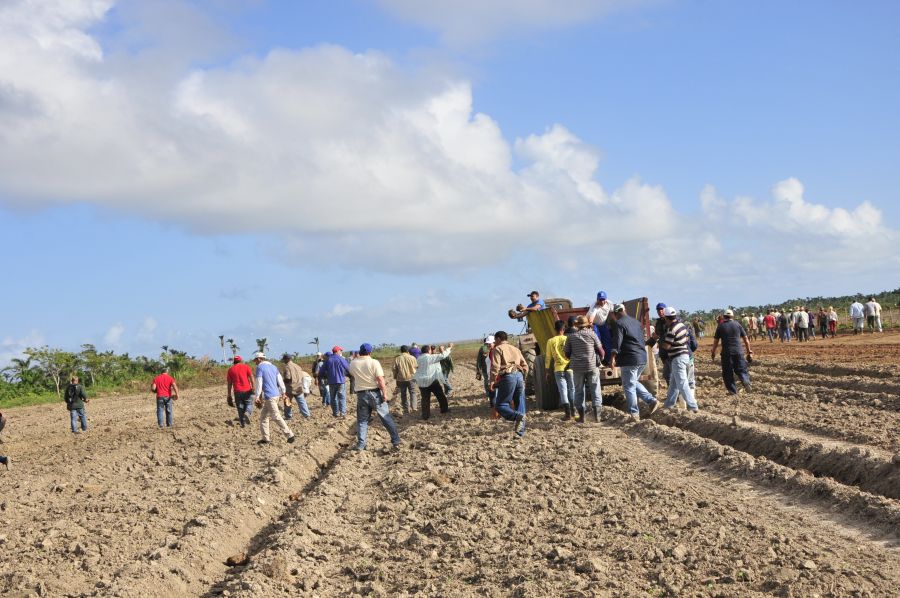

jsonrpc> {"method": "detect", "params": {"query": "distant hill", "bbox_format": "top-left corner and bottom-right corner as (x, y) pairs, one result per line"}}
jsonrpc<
(685, 287), (900, 320)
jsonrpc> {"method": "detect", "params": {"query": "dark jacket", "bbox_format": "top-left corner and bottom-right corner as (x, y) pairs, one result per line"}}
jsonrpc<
(610, 314), (648, 367)
(64, 383), (87, 411)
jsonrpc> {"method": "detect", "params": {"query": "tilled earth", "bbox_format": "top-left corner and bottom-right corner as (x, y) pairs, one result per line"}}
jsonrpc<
(1, 332), (899, 597)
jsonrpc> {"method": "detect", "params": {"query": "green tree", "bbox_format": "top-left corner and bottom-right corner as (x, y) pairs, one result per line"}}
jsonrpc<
(28, 346), (78, 399)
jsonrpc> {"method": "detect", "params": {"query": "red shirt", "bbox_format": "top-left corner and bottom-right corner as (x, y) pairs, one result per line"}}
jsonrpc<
(153, 373), (176, 397)
(227, 363), (253, 393)
(763, 314), (777, 329)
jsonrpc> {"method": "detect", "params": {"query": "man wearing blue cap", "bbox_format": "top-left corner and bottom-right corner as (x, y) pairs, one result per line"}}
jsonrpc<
(348, 343), (400, 451)
(587, 291), (613, 364)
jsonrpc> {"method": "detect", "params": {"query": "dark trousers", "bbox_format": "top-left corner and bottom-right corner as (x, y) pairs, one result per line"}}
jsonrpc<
(419, 381), (448, 420)
(721, 353), (750, 394)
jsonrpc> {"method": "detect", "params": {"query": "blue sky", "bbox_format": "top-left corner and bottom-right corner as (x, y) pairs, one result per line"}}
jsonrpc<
(1, 0), (897, 363)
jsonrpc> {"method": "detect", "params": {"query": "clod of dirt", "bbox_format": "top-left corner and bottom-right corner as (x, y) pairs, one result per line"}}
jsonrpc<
(225, 552), (249, 567)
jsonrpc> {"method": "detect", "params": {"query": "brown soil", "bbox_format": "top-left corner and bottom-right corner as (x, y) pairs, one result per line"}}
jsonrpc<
(0, 333), (898, 597)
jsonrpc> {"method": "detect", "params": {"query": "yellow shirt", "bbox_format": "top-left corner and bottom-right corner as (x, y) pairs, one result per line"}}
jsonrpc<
(544, 335), (570, 372)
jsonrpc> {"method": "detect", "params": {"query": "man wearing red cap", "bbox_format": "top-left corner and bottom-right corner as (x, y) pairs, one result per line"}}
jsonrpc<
(323, 346), (351, 417)
(227, 356), (256, 428)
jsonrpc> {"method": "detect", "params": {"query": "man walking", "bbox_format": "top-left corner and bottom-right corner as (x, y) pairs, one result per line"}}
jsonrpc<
(227, 355), (255, 428)
(281, 354), (312, 420)
(763, 310), (777, 343)
(64, 374), (89, 434)
(312, 352), (331, 407)
(439, 346), (454, 396)
(564, 316), (604, 423)
(866, 297), (883, 333)
(324, 346), (351, 417)
(660, 307), (699, 412)
(151, 367), (179, 428)
(849, 299), (865, 334)
(610, 304), (660, 419)
(414, 344), (454, 420)
(349, 343), (401, 451)
(710, 309), (753, 395)
(545, 319), (575, 420)
(252, 352), (295, 445)
(488, 331), (528, 437)
(392, 345), (419, 415)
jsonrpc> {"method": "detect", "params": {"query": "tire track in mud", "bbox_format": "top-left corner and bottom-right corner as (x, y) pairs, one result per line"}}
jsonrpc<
(650, 410), (900, 500)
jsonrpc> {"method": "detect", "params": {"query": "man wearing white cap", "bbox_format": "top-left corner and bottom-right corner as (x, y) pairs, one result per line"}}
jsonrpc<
(475, 335), (496, 404)
(252, 352), (296, 445)
(659, 307), (699, 412)
(710, 310), (753, 394)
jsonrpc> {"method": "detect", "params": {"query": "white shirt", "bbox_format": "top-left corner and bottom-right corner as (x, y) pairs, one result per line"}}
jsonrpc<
(587, 302), (611, 326)
(850, 302), (865, 318)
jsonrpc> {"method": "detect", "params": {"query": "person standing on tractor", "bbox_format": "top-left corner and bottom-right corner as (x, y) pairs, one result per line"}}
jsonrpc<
(524, 290), (545, 312)
(545, 319), (574, 420)
(587, 291), (613, 364)
(151, 367), (179, 428)
(564, 316), (604, 423)
(610, 303), (660, 419)
(226, 355), (255, 428)
(64, 374), (89, 434)
(488, 331), (528, 437)
(711, 309), (753, 395)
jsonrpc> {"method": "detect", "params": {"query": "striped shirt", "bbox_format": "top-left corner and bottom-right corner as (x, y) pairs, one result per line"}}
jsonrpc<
(663, 321), (690, 358)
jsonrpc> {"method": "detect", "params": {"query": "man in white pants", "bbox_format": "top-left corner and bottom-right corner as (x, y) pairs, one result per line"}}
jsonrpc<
(849, 299), (866, 334)
(253, 352), (296, 445)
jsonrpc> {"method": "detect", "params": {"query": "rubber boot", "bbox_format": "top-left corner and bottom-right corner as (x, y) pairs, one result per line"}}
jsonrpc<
(592, 405), (601, 423)
(562, 403), (572, 421)
(576, 406), (585, 424)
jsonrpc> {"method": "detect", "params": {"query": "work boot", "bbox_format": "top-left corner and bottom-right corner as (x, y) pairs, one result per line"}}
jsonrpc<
(592, 405), (601, 423)
(562, 404), (572, 421)
(576, 407), (585, 424)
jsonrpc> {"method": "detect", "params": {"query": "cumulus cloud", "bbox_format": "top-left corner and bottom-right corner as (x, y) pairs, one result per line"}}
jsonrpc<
(103, 323), (125, 346)
(0, 0), (682, 273)
(374, 0), (645, 45)
(328, 304), (362, 318)
(136, 317), (157, 342)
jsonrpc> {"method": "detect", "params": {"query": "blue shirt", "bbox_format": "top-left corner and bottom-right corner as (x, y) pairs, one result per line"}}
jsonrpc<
(527, 299), (546, 310)
(324, 353), (350, 384)
(256, 361), (283, 399)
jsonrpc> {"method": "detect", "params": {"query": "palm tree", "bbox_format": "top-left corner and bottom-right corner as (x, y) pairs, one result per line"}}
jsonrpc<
(255, 338), (268, 354)
(227, 338), (238, 357)
(308, 337), (320, 354)
(218, 335), (226, 362)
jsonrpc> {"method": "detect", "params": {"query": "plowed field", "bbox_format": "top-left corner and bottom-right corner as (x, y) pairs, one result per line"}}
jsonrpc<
(1, 332), (898, 597)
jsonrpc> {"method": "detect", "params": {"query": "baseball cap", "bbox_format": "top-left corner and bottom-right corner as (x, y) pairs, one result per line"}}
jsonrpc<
(656, 302), (666, 311)
(484, 335), (495, 344)
(613, 303), (626, 313)
(527, 290), (539, 296)
(724, 309), (734, 317)
(316, 352), (322, 357)
(596, 291), (607, 300)
(359, 343), (373, 355)
(253, 352), (266, 360)
(664, 307), (677, 317)
(332, 346), (343, 353)
(233, 355), (243, 363)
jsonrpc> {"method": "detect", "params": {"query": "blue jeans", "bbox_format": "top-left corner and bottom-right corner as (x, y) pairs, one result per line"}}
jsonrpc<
(482, 377), (496, 406)
(572, 369), (602, 410)
(553, 370), (574, 406)
(69, 408), (87, 432)
(156, 397), (174, 427)
(235, 391), (253, 427)
(620, 364), (656, 415)
(721, 352), (750, 394)
(495, 372), (526, 434)
(355, 390), (400, 449)
(766, 328), (776, 342)
(318, 379), (330, 406)
(284, 393), (311, 420)
(594, 324), (613, 364)
(665, 354), (698, 410)
(328, 383), (347, 416)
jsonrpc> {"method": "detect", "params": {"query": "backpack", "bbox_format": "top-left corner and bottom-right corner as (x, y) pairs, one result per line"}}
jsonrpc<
(65, 384), (79, 406)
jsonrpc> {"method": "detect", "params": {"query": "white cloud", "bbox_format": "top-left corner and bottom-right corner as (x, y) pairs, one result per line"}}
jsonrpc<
(103, 323), (125, 347)
(328, 304), (362, 318)
(136, 316), (157, 342)
(0, 330), (44, 368)
(374, 0), (645, 45)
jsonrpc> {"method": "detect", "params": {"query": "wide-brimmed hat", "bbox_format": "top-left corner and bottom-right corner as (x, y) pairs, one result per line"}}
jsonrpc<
(574, 315), (590, 328)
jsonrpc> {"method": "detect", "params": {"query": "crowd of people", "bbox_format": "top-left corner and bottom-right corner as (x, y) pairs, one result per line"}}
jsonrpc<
(0, 293), (888, 463)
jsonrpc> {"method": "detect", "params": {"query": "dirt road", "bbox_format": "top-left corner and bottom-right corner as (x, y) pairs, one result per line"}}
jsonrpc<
(0, 334), (898, 596)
